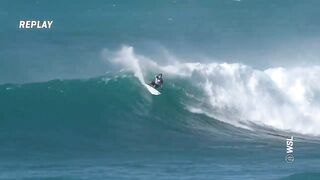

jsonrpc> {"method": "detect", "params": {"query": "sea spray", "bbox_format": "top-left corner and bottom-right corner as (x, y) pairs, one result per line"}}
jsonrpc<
(102, 46), (146, 84)
(103, 46), (320, 136)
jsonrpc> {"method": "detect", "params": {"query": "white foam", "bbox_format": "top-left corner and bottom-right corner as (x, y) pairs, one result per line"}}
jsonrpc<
(103, 46), (320, 136)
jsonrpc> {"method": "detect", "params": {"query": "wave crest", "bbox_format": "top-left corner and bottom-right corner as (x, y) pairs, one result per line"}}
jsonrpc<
(104, 46), (320, 136)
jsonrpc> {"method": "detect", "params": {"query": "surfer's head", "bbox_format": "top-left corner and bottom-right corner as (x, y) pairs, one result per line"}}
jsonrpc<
(158, 73), (162, 78)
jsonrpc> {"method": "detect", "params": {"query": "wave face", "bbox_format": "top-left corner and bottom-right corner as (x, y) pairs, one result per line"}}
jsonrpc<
(0, 75), (223, 153)
(0, 71), (318, 153)
(0, 47), (319, 157)
(102, 46), (320, 137)
(1, 46), (320, 155)
(1, 60), (320, 180)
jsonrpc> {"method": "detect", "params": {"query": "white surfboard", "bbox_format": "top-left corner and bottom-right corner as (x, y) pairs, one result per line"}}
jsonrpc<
(144, 84), (161, 95)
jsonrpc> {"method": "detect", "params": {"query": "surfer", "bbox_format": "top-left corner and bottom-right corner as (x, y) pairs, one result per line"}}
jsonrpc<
(150, 73), (163, 89)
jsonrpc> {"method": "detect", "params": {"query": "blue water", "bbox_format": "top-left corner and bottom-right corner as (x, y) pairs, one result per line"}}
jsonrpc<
(0, 75), (319, 179)
(1, 0), (320, 179)
(2, 0), (320, 83)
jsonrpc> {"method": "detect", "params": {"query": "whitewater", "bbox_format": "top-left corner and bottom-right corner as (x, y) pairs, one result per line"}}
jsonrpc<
(1, 46), (320, 179)
(103, 46), (320, 136)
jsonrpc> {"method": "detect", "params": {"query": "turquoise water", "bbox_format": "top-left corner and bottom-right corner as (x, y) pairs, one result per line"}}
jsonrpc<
(0, 74), (320, 179)
(1, 0), (320, 179)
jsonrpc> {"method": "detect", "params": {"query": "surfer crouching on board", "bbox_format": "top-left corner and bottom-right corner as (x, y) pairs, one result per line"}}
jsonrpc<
(150, 73), (163, 89)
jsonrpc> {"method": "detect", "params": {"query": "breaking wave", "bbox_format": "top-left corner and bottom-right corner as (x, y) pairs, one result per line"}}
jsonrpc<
(102, 46), (320, 136)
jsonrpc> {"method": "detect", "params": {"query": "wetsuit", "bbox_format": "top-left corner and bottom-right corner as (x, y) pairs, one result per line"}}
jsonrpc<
(150, 75), (163, 89)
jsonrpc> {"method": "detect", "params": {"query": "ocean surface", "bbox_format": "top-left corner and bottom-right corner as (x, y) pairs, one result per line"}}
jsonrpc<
(1, 71), (320, 179)
(1, 0), (320, 179)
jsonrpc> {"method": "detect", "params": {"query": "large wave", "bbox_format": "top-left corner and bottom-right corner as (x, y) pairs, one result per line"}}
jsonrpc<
(103, 46), (320, 136)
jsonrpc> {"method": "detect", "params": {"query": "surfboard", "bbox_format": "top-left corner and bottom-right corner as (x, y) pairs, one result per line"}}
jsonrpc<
(144, 84), (161, 95)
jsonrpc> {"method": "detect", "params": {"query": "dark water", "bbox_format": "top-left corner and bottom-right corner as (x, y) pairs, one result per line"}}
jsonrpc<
(0, 74), (319, 179)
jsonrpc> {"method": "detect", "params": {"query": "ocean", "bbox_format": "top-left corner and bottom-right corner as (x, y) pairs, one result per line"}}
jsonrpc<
(1, 0), (320, 179)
